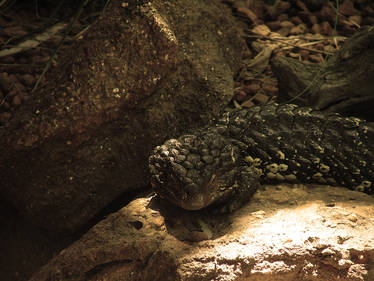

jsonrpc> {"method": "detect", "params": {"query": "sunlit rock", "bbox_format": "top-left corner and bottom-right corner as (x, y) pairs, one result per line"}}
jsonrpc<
(30, 184), (374, 281)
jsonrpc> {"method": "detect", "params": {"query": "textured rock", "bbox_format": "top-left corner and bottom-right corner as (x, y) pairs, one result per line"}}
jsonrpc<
(0, 0), (247, 233)
(30, 184), (374, 281)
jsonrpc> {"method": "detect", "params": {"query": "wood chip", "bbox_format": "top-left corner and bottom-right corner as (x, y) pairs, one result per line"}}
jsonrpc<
(296, 0), (309, 12)
(252, 25), (271, 37)
(0, 112), (12, 123)
(290, 24), (308, 35)
(280, 21), (295, 28)
(266, 21), (282, 30)
(21, 74), (35, 87)
(12, 95), (22, 106)
(244, 83), (261, 94)
(262, 85), (278, 96)
(348, 15), (362, 27)
(339, 0), (355, 16)
(320, 21), (333, 36)
(234, 90), (247, 102)
(241, 100), (255, 108)
(309, 54), (324, 63)
(311, 23), (320, 34)
(252, 93), (269, 105)
(290, 16), (303, 25)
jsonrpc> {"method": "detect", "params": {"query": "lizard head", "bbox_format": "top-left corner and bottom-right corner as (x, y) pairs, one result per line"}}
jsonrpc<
(149, 127), (259, 211)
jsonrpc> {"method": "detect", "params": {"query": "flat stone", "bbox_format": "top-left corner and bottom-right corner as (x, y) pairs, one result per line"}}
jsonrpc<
(30, 184), (374, 281)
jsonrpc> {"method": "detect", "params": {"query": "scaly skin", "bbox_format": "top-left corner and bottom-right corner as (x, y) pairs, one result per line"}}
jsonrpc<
(149, 103), (374, 212)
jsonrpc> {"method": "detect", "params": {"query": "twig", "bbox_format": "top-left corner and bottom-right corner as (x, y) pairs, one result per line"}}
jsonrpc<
(243, 32), (347, 42)
(0, 22), (67, 58)
(242, 34), (334, 56)
(32, 0), (90, 93)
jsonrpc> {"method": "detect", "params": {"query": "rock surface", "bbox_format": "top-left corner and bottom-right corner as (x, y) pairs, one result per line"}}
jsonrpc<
(30, 184), (374, 281)
(0, 0), (247, 233)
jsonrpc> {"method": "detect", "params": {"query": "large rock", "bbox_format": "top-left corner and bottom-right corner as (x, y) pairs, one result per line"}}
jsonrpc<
(0, 0), (247, 233)
(29, 184), (374, 281)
